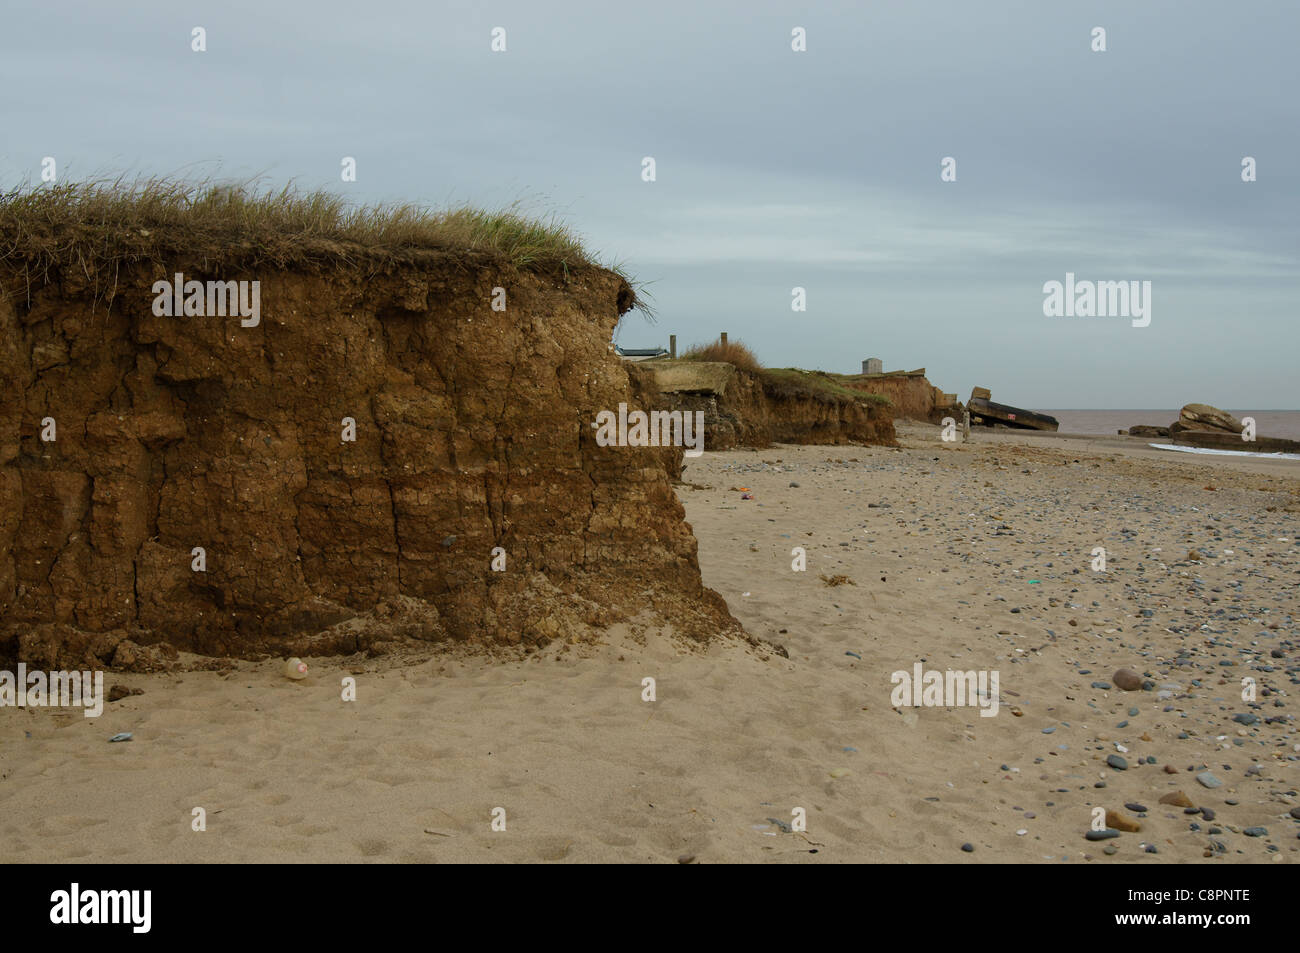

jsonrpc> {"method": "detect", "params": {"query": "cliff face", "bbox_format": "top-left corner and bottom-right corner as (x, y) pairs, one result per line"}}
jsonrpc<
(843, 371), (957, 422)
(652, 365), (895, 450)
(0, 252), (738, 668)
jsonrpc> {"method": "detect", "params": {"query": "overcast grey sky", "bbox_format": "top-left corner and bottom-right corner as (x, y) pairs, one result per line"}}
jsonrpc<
(3, 0), (1296, 407)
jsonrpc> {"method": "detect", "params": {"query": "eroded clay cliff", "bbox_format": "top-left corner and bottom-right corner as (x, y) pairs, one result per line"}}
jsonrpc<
(0, 247), (739, 668)
(648, 362), (896, 451)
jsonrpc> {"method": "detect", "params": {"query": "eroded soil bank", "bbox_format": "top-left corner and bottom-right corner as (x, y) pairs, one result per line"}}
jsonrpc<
(1, 250), (739, 669)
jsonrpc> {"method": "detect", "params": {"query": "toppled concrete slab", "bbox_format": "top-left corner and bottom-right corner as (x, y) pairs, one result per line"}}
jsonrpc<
(968, 389), (1059, 431)
(1170, 403), (1243, 435)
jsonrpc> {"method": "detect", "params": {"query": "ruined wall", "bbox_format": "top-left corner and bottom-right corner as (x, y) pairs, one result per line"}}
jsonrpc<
(0, 251), (738, 668)
(659, 370), (895, 451)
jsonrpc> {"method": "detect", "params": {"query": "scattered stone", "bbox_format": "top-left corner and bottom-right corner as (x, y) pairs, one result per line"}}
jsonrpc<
(1086, 829), (1121, 841)
(1159, 791), (1195, 808)
(1106, 754), (1128, 771)
(1124, 802), (1149, 813)
(1113, 669), (1144, 691)
(1244, 827), (1268, 837)
(107, 684), (143, 703)
(961, 842), (974, 852)
(1106, 810), (1142, 832)
(1196, 771), (1223, 789)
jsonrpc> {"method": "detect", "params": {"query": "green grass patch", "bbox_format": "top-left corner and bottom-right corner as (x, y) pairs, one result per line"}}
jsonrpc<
(760, 367), (892, 406)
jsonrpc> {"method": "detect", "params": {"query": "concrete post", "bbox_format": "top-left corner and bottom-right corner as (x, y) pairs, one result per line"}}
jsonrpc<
(669, 334), (676, 359)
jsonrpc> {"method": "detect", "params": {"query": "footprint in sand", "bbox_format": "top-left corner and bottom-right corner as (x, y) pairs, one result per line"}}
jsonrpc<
(595, 830), (637, 847)
(531, 836), (572, 861)
(291, 823), (336, 837)
(354, 837), (390, 857)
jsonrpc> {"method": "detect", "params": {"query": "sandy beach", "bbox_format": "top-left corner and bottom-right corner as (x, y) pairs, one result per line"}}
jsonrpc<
(2, 424), (1296, 863)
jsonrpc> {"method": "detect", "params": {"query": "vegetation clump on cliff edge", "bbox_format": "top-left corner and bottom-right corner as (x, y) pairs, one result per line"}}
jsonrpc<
(762, 368), (891, 407)
(678, 338), (890, 407)
(0, 176), (640, 309)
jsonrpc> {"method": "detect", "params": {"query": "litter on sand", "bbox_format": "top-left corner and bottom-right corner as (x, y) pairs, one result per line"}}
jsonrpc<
(108, 732), (133, 743)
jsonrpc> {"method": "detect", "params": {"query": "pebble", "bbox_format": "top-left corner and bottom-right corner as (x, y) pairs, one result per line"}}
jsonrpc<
(1106, 810), (1142, 832)
(1113, 668), (1144, 691)
(1086, 829), (1120, 841)
(961, 842), (974, 852)
(1106, 755), (1128, 770)
(1159, 791), (1195, 808)
(107, 685), (143, 703)
(1244, 827), (1268, 837)
(1103, 845), (1118, 855)
(1290, 807), (1300, 820)
(1196, 771), (1223, 789)
(1124, 802), (1149, 813)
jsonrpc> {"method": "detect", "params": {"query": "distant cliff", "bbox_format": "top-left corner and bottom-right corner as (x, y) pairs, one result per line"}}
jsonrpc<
(841, 369), (958, 422)
(646, 361), (896, 450)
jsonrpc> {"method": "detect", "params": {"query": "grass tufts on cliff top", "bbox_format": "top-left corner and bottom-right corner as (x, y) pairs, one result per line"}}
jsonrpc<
(761, 367), (891, 406)
(676, 338), (890, 407)
(678, 337), (763, 374)
(0, 176), (642, 309)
